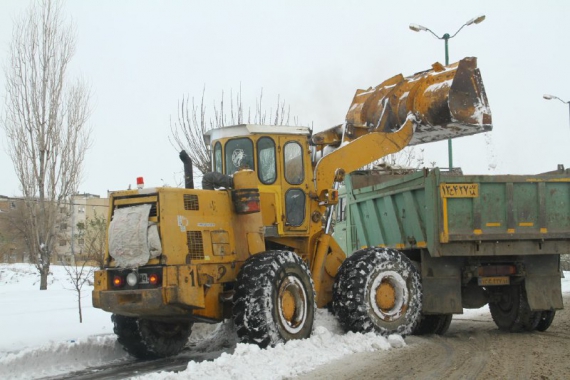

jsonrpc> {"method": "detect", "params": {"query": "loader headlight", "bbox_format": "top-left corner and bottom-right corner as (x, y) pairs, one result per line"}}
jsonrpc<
(126, 272), (138, 287)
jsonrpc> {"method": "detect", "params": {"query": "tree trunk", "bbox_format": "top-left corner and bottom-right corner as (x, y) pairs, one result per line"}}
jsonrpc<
(39, 265), (49, 290)
(78, 290), (83, 323)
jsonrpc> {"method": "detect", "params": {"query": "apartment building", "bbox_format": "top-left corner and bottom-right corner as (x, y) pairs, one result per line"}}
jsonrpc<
(0, 196), (28, 263)
(54, 193), (108, 264)
(0, 193), (108, 264)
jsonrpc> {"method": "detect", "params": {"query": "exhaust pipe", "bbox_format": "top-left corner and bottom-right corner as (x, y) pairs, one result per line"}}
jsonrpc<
(179, 150), (194, 189)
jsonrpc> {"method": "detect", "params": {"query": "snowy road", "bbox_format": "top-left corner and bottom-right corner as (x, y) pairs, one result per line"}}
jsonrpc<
(2, 264), (569, 379)
(296, 293), (570, 379)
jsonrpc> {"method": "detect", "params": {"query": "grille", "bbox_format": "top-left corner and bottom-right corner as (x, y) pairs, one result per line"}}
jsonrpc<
(184, 194), (199, 211)
(186, 231), (204, 259)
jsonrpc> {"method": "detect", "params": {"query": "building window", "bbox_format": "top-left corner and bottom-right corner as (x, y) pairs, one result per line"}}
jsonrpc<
(60, 223), (67, 230)
(78, 238), (85, 246)
(59, 240), (66, 246)
(10, 201), (16, 209)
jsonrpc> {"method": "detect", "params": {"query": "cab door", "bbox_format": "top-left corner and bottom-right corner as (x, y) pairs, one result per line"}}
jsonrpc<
(279, 136), (310, 234)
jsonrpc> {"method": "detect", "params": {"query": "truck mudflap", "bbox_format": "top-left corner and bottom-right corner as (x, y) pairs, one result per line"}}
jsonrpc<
(420, 252), (463, 314)
(524, 255), (564, 310)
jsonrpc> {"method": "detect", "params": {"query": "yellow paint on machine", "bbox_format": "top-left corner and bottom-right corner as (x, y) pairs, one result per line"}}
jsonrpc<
(519, 222), (534, 227)
(486, 222), (501, 227)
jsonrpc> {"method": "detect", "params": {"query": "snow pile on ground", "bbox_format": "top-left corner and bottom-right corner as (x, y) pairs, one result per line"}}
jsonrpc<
(0, 335), (125, 379)
(0, 264), (129, 379)
(0, 263), (569, 380)
(142, 309), (405, 380)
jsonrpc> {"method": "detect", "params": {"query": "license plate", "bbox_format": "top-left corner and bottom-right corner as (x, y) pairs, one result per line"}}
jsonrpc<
(138, 273), (149, 284)
(478, 276), (510, 286)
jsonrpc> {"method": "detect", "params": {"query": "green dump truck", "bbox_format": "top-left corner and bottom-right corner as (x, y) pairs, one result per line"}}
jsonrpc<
(333, 167), (569, 334)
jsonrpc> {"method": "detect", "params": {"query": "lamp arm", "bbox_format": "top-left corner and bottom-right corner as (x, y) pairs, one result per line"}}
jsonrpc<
(449, 23), (468, 39)
(424, 27), (443, 40)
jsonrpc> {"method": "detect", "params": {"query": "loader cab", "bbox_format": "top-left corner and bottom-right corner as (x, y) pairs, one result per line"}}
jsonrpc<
(205, 124), (314, 237)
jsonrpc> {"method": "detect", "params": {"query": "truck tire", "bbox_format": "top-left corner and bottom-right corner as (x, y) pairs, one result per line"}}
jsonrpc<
(536, 310), (556, 332)
(233, 250), (316, 348)
(112, 314), (192, 359)
(332, 247), (422, 336)
(413, 313), (453, 335)
(488, 285), (541, 332)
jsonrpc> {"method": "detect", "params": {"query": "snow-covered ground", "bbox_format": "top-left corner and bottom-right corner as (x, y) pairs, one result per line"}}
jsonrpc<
(0, 264), (568, 380)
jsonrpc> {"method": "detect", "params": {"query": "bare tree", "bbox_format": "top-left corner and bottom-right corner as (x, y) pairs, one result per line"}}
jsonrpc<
(62, 257), (95, 323)
(363, 147), (426, 173)
(76, 211), (107, 269)
(170, 87), (294, 177)
(1, 0), (92, 289)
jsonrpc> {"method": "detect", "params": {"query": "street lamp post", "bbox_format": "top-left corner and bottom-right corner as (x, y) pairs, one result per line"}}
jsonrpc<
(410, 15), (486, 170)
(543, 94), (570, 129)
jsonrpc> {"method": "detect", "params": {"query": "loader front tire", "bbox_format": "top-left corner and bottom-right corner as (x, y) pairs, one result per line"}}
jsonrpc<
(112, 314), (192, 359)
(233, 250), (316, 348)
(332, 247), (422, 336)
(488, 285), (541, 332)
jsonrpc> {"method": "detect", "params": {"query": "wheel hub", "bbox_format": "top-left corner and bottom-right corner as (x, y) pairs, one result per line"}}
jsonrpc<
(369, 271), (409, 322)
(277, 276), (308, 334)
(281, 289), (296, 322)
(376, 280), (396, 311)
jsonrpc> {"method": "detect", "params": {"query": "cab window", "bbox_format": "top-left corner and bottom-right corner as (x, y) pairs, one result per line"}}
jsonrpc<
(284, 141), (304, 185)
(285, 189), (305, 226)
(225, 138), (254, 175)
(213, 142), (222, 173)
(257, 137), (276, 184)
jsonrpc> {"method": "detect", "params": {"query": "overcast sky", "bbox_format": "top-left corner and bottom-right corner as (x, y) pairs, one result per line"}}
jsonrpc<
(1, 0), (569, 197)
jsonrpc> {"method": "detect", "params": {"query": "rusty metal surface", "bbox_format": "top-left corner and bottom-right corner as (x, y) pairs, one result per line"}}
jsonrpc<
(339, 57), (492, 146)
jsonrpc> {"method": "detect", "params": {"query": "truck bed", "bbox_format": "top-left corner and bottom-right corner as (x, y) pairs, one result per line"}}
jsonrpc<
(345, 168), (570, 257)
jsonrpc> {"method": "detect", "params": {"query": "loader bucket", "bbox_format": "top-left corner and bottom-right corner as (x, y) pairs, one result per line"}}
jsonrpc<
(344, 57), (492, 146)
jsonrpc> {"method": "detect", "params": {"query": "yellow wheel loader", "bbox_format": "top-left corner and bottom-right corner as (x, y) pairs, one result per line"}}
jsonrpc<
(92, 57), (491, 358)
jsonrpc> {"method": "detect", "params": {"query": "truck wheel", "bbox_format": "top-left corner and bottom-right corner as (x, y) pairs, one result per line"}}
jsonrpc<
(413, 313), (453, 335)
(536, 310), (556, 332)
(332, 247), (422, 336)
(488, 285), (540, 332)
(112, 314), (192, 359)
(233, 250), (316, 348)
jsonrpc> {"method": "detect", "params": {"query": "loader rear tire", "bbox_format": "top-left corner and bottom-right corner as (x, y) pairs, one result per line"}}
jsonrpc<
(112, 314), (192, 359)
(536, 310), (556, 332)
(413, 313), (453, 335)
(332, 247), (422, 336)
(233, 250), (316, 348)
(488, 285), (541, 332)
